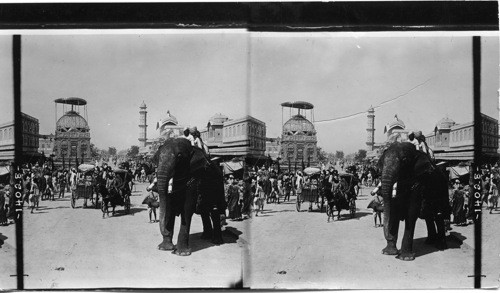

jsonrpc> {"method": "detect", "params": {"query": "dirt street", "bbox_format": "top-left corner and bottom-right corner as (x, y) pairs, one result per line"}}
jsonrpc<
(238, 186), (480, 290)
(0, 182), (246, 289)
(1, 184), (499, 290)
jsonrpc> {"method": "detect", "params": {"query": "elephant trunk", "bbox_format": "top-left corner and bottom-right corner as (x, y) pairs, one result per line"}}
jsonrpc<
(380, 154), (400, 244)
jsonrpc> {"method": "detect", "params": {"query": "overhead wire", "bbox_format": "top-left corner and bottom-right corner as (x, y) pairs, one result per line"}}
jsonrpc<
(314, 77), (433, 124)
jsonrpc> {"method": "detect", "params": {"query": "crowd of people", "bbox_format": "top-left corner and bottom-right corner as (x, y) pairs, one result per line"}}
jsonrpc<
(1, 151), (498, 233)
(221, 164), (363, 220)
(449, 163), (499, 227)
(0, 159), (143, 220)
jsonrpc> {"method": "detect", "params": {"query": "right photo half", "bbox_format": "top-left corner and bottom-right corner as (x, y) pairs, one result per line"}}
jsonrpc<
(246, 32), (499, 289)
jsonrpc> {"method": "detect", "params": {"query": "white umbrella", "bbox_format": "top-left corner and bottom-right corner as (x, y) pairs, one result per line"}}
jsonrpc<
(303, 167), (321, 176)
(78, 164), (95, 173)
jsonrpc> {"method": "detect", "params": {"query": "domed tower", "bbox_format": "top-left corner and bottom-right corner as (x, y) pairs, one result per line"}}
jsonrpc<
(53, 97), (91, 168)
(433, 116), (455, 148)
(384, 114), (407, 143)
(280, 101), (318, 171)
(205, 113), (229, 144)
(139, 101), (147, 147)
(366, 106), (375, 151)
(157, 110), (183, 139)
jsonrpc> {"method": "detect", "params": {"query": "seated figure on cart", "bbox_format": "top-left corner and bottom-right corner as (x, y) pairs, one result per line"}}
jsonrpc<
(326, 172), (358, 221)
(111, 171), (131, 205)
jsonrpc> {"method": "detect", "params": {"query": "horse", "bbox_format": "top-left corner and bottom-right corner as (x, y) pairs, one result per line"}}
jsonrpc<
(97, 182), (122, 218)
(326, 177), (356, 222)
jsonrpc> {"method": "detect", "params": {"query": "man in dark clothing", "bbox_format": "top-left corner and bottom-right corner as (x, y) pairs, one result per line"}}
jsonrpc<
(482, 175), (491, 208)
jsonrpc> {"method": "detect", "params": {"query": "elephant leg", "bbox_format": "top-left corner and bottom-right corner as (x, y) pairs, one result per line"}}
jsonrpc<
(200, 211), (213, 239)
(174, 209), (194, 256)
(424, 218), (438, 244)
(397, 191), (421, 261)
(433, 214), (448, 250)
(158, 193), (175, 251)
(382, 200), (400, 256)
(173, 190), (195, 256)
(397, 217), (418, 261)
(210, 207), (224, 245)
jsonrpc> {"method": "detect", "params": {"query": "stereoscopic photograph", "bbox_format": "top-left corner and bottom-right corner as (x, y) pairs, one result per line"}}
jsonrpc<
(0, 28), (498, 290)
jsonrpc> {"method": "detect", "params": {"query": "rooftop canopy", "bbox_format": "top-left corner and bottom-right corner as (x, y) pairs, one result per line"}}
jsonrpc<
(280, 101), (314, 110)
(54, 97), (87, 106)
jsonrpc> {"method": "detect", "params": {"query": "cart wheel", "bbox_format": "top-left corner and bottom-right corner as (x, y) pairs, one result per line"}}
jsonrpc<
(125, 195), (131, 214)
(326, 203), (332, 217)
(296, 198), (301, 212)
(101, 199), (106, 213)
(71, 192), (75, 209)
(350, 198), (356, 218)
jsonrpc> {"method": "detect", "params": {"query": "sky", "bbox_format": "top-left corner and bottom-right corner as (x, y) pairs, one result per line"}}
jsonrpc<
(0, 31), (498, 154)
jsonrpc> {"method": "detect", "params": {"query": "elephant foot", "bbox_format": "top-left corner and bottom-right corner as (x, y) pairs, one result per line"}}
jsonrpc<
(396, 252), (415, 261)
(158, 238), (175, 251)
(382, 244), (399, 256)
(172, 247), (192, 256)
(435, 239), (448, 251)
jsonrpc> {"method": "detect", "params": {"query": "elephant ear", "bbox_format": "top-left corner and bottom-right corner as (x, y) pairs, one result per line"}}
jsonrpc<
(413, 151), (434, 178)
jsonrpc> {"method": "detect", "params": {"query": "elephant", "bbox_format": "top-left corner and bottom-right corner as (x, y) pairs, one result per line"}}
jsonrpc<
(378, 142), (451, 261)
(153, 137), (227, 256)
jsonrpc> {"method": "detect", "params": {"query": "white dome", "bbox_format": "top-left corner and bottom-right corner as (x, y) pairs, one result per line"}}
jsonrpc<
(56, 111), (89, 132)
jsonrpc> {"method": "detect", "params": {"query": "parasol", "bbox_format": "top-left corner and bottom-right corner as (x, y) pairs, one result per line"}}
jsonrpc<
(303, 167), (321, 176)
(77, 164), (95, 173)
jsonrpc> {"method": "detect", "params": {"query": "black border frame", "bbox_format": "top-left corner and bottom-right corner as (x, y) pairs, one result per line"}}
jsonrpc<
(6, 1), (498, 290)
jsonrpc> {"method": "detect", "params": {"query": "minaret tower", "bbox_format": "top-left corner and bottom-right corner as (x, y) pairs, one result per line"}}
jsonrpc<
(139, 101), (147, 147)
(366, 106), (375, 151)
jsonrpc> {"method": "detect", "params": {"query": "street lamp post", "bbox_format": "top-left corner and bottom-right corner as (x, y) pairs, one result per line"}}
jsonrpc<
(50, 154), (55, 171)
(71, 145), (77, 169)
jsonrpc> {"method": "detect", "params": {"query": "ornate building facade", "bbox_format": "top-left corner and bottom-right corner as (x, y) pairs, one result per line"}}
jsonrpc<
(280, 113), (318, 170)
(53, 110), (91, 167)
(138, 103), (186, 156)
(383, 114), (409, 143)
(366, 107), (498, 162)
(157, 110), (184, 139)
(0, 112), (40, 163)
(426, 113), (498, 161)
(200, 114), (267, 158)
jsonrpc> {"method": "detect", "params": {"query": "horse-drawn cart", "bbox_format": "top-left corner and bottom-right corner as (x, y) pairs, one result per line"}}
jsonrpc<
(326, 172), (358, 221)
(71, 164), (97, 209)
(103, 168), (132, 215)
(296, 167), (324, 212)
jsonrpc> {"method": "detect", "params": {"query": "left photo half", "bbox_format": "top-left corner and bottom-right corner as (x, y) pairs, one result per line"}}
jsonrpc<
(0, 31), (250, 289)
